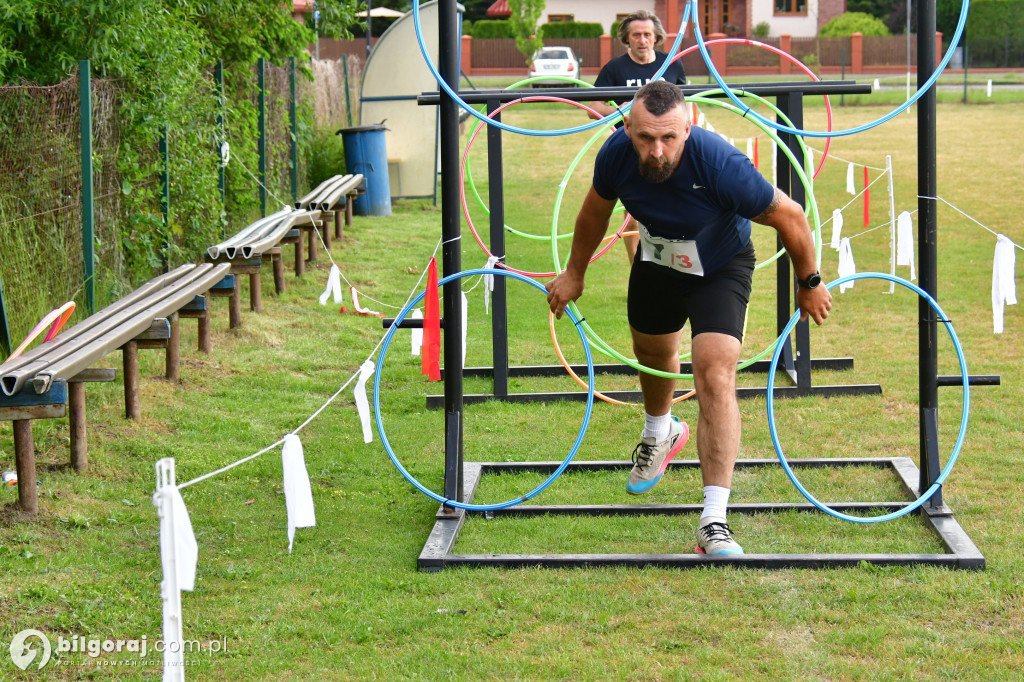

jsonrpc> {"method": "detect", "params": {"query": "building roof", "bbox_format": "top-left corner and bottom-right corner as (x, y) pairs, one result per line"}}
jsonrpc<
(485, 0), (511, 18)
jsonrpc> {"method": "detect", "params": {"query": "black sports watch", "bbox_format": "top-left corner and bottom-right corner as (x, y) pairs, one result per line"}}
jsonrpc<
(797, 272), (822, 289)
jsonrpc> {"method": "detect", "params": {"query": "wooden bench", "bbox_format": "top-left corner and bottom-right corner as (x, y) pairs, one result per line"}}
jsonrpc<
(296, 173), (365, 244)
(0, 262), (231, 515)
(206, 208), (322, 319)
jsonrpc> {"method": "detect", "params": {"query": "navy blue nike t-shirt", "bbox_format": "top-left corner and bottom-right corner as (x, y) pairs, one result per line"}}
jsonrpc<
(593, 125), (775, 275)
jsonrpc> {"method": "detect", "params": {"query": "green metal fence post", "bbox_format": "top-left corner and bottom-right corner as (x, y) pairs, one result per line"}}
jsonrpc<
(0, 271), (11, 357)
(160, 125), (170, 270)
(80, 60), (95, 314)
(290, 57), (298, 205)
(963, 44), (969, 104)
(258, 58), (267, 216)
(216, 59), (226, 231)
(343, 54), (353, 127)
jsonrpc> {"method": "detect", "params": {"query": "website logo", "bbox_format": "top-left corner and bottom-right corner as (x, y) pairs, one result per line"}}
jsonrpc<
(9, 629), (52, 670)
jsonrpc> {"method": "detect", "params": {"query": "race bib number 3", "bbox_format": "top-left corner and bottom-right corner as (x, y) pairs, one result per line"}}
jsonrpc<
(638, 223), (704, 276)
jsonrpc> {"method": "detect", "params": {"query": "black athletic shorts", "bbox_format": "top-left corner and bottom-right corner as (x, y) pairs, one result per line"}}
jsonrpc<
(627, 240), (756, 340)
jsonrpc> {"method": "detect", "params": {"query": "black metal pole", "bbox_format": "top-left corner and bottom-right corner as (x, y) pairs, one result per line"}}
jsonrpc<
(775, 93), (796, 384)
(439, 0), (464, 507)
(918, 0), (942, 507)
(487, 98), (509, 398)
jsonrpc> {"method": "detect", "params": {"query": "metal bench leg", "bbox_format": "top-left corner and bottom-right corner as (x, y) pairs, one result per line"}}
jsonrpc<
(13, 420), (37, 515)
(322, 214), (332, 250)
(69, 382), (88, 472)
(272, 252), (285, 294)
(123, 340), (140, 420)
(198, 293), (211, 354)
(294, 234), (305, 277)
(307, 227), (318, 263)
(230, 280), (242, 328)
(249, 272), (262, 313)
(166, 313), (180, 381)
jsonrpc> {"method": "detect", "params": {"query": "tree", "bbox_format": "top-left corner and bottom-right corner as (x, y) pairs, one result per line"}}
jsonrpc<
(508, 0), (544, 62)
(819, 12), (891, 37)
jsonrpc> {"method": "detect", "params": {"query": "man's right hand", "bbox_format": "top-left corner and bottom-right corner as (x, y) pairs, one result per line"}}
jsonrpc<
(546, 270), (585, 319)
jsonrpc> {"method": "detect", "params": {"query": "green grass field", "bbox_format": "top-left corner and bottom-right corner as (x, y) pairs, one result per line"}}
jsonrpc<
(1, 98), (1023, 679)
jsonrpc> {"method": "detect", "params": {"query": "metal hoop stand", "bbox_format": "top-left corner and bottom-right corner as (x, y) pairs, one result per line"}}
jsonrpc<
(407, 0), (989, 570)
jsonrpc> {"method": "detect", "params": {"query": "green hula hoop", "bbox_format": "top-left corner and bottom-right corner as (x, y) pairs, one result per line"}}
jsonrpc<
(551, 90), (822, 381)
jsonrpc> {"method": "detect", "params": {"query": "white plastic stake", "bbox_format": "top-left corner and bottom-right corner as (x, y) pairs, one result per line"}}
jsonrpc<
(153, 458), (186, 681)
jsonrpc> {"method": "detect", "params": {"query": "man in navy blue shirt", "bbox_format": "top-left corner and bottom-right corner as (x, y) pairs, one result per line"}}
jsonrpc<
(547, 81), (832, 555)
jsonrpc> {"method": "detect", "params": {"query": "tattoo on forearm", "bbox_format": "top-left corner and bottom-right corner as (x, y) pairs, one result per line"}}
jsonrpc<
(753, 188), (782, 223)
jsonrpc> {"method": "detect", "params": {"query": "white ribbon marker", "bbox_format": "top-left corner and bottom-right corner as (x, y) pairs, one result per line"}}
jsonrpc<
(896, 211), (916, 281)
(281, 434), (316, 553)
(350, 287), (381, 316)
(830, 209), (844, 250)
(461, 292), (469, 368)
(745, 138), (753, 161)
(353, 360), (375, 443)
(410, 309), (423, 356)
(847, 162), (856, 195)
(837, 237), (857, 293)
(483, 256), (499, 314)
(993, 234), (1018, 334)
(167, 488), (198, 591)
(319, 264), (343, 306)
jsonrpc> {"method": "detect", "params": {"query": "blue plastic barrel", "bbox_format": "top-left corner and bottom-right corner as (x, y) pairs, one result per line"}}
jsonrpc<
(339, 124), (391, 216)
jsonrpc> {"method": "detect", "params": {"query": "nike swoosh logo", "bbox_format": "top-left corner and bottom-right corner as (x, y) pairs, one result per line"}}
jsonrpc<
(692, 184), (704, 189)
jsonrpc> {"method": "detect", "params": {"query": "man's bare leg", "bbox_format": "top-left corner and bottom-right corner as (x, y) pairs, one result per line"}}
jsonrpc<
(690, 332), (742, 488)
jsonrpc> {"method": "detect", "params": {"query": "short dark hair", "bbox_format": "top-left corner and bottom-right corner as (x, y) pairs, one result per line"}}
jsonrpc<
(634, 80), (687, 117)
(616, 10), (666, 47)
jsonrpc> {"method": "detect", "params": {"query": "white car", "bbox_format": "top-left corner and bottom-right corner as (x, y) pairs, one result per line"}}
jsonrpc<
(528, 46), (581, 86)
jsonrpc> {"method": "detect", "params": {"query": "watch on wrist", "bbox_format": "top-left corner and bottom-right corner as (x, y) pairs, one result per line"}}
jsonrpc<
(797, 272), (822, 289)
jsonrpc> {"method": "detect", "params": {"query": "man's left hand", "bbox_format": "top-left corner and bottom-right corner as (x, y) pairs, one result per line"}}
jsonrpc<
(797, 285), (832, 325)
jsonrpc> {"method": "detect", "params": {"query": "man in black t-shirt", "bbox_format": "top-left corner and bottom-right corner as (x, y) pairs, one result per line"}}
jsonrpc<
(589, 9), (686, 263)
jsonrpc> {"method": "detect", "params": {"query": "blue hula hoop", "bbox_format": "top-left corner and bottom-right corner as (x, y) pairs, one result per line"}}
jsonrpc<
(766, 272), (970, 523)
(692, 0), (972, 137)
(411, 0), (690, 137)
(373, 268), (596, 511)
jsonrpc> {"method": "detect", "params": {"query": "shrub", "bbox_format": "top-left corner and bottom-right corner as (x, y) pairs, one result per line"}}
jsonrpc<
(305, 127), (346, 190)
(819, 12), (891, 37)
(472, 19), (513, 38)
(752, 21), (771, 38)
(539, 22), (603, 39)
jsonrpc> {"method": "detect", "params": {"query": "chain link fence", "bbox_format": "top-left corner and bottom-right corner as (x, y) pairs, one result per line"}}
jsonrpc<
(0, 58), (360, 357)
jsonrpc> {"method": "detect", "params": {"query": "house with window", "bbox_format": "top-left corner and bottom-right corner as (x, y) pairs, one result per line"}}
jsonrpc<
(518, 0), (846, 38)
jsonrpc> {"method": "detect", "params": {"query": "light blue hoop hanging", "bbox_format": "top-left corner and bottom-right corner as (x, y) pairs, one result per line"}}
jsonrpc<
(373, 268), (596, 511)
(766, 272), (970, 523)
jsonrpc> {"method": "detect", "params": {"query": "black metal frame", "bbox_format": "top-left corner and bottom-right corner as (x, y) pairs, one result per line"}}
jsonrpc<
(418, 458), (984, 571)
(419, 0), (986, 571)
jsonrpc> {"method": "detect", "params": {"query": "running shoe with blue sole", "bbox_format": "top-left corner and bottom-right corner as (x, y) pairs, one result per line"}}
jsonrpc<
(626, 418), (689, 495)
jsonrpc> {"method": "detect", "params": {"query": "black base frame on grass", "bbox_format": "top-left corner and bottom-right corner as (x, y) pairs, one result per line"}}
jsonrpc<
(418, 458), (985, 571)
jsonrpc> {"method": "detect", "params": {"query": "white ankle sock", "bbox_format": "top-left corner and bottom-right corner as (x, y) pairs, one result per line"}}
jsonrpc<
(642, 411), (672, 441)
(701, 485), (731, 521)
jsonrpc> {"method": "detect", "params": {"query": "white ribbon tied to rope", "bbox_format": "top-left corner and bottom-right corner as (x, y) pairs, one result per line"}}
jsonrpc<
(410, 308), (423, 356)
(993, 234), (1018, 334)
(165, 487), (198, 591)
(462, 292), (469, 368)
(896, 211), (916, 281)
(353, 360), (375, 443)
(281, 434), (316, 553)
(847, 162), (856, 195)
(483, 256), (499, 314)
(319, 264), (343, 306)
(830, 208), (844, 250)
(837, 237), (857, 293)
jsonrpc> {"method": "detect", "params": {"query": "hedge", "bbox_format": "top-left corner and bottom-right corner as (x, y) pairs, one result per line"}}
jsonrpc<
(539, 21), (603, 39)
(471, 19), (513, 38)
